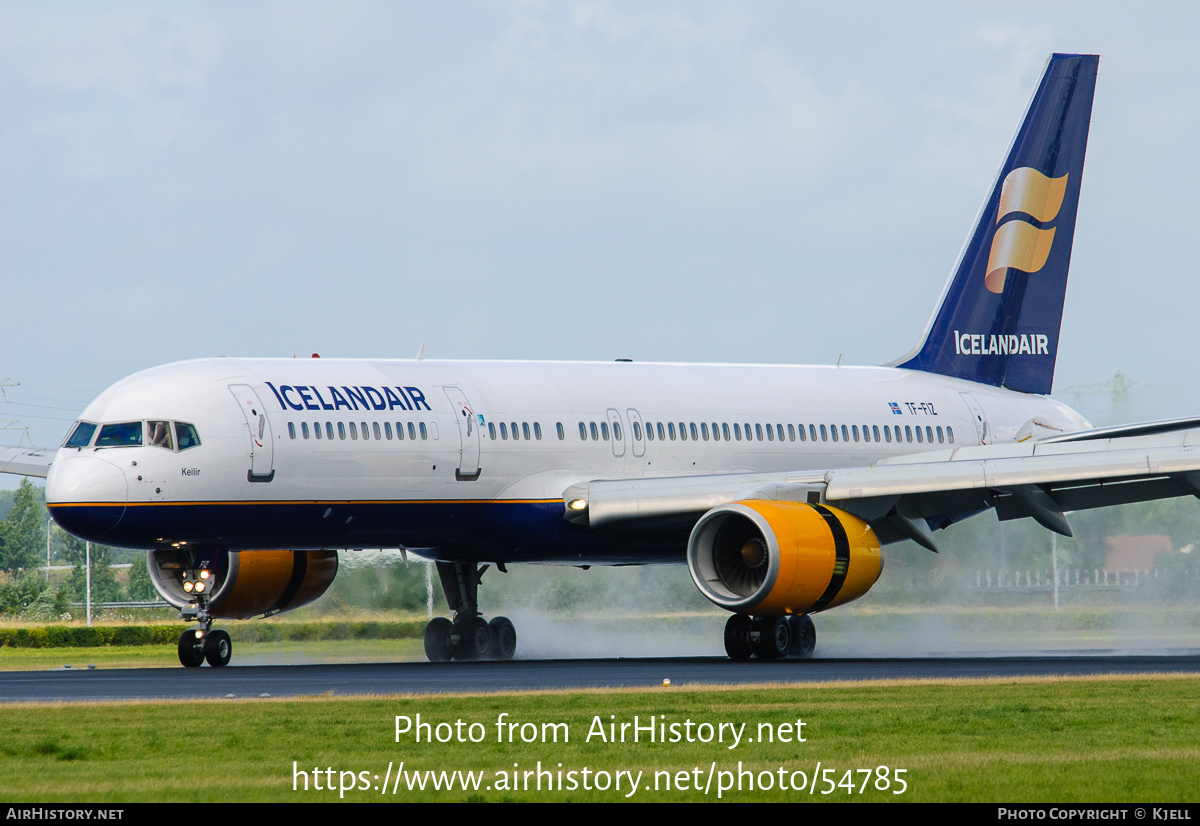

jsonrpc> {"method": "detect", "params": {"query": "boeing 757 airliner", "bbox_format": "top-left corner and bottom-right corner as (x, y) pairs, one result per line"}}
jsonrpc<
(7, 53), (1200, 667)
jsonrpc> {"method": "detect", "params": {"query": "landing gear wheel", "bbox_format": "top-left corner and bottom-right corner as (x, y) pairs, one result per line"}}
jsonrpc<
(487, 616), (517, 660)
(178, 630), (204, 668)
(723, 614), (754, 660)
(451, 616), (490, 661)
(789, 615), (816, 658)
(424, 617), (453, 662)
(204, 629), (232, 667)
(755, 616), (791, 659)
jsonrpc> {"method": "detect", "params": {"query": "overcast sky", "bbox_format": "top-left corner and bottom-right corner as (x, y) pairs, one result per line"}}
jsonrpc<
(1, 1), (1197, 479)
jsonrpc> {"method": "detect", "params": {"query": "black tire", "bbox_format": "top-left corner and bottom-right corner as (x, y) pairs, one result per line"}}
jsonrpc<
(723, 614), (754, 660)
(204, 629), (232, 667)
(487, 617), (517, 660)
(424, 617), (453, 662)
(755, 616), (791, 659)
(178, 630), (205, 668)
(789, 614), (816, 658)
(451, 616), (490, 661)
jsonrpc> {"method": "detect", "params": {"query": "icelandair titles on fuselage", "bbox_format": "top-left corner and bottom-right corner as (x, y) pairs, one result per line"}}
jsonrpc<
(954, 332), (1049, 357)
(264, 382), (432, 412)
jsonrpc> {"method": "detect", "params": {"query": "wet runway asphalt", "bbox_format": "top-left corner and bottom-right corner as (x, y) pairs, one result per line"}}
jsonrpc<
(3, 652), (1199, 702)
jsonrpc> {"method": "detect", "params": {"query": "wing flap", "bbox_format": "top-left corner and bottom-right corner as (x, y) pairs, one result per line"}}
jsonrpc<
(0, 445), (54, 479)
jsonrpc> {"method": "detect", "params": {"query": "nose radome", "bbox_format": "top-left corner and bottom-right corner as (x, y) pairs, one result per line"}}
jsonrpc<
(46, 455), (128, 504)
(46, 455), (128, 540)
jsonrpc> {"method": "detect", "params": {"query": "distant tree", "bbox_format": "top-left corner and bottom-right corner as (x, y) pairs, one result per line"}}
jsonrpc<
(127, 554), (157, 601)
(61, 534), (122, 603)
(0, 479), (45, 573)
(0, 571), (49, 615)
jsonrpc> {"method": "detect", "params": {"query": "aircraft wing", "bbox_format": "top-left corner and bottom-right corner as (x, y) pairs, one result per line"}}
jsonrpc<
(563, 427), (1200, 552)
(0, 445), (55, 479)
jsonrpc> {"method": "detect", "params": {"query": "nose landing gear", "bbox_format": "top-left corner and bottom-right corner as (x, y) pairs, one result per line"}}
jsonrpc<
(423, 562), (517, 662)
(177, 600), (232, 668)
(723, 613), (816, 660)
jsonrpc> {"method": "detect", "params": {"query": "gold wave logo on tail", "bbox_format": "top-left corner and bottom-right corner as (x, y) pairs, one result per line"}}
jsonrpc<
(984, 167), (1068, 293)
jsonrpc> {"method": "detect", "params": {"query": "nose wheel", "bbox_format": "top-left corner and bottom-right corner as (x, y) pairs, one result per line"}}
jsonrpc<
(177, 608), (233, 667)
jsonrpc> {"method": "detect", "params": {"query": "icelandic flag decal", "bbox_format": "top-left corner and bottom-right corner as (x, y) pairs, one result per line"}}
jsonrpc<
(889, 402), (902, 415)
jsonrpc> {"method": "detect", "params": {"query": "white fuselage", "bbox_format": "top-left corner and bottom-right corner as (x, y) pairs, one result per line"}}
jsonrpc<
(44, 357), (1088, 563)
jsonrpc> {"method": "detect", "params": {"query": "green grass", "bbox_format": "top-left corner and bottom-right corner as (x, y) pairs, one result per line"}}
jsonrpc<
(0, 675), (1197, 802)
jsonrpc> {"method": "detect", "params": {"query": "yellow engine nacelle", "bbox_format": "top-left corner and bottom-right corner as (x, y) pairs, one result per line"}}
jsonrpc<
(687, 501), (882, 615)
(149, 549), (339, 619)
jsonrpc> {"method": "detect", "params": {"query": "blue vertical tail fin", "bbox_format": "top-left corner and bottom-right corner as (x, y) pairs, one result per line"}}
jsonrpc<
(893, 53), (1098, 395)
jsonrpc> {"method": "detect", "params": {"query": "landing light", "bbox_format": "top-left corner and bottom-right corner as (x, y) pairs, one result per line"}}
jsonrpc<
(200, 570), (210, 580)
(567, 499), (587, 511)
(183, 581), (194, 593)
(195, 581), (205, 593)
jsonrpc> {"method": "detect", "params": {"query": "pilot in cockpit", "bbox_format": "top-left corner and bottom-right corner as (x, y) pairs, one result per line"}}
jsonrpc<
(148, 420), (173, 449)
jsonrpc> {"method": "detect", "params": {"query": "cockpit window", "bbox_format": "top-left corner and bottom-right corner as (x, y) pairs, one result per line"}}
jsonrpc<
(96, 422), (143, 447)
(147, 421), (173, 450)
(175, 422), (201, 451)
(64, 421), (97, 448)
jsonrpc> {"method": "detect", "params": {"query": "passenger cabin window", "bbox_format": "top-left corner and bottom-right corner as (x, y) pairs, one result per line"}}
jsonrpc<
(511, 422), (520, 440)
(579, 422), (587, 440)
(797, 424), (806, 442)
(613, 422), (622, 441)
(589, 422), (599, 440)
(96, 422), (142, 448)
(645, 422), (655, 441)
(722, 423), (731, 441)
(600, 422), (610, 441)
(338, 422), (347, 440)
(657, 422), (666, 441)
(314, 422), (323, 440)
(852, 425), (859, 442)
(287, 422), (296, 440)
(820, 425), (828, 441)
(556, 422), (565, 440)
(350, 422), (359, 440)
(633, 422), (643, 441)
(937, 426), (944, 443)
(407, 422), (416, 440)
(534, 422), (543, 440)
(947, 426), (955, 443)
(523, 422), (531, 440)
(64, 421), (97, 448)
(489, 422), (496, 440)
(302, 422), (310, 439)
(419, 422), (428, 440)
(873, 425), (881, 442)
(374, 422), (382, 440)
(500, 423), (509, 440)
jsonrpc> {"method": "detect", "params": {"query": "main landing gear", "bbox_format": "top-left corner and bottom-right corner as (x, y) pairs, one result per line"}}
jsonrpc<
(423, 562), (517, 662)
(723, 613), (816, 660)
(177, 602), (232, 668)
